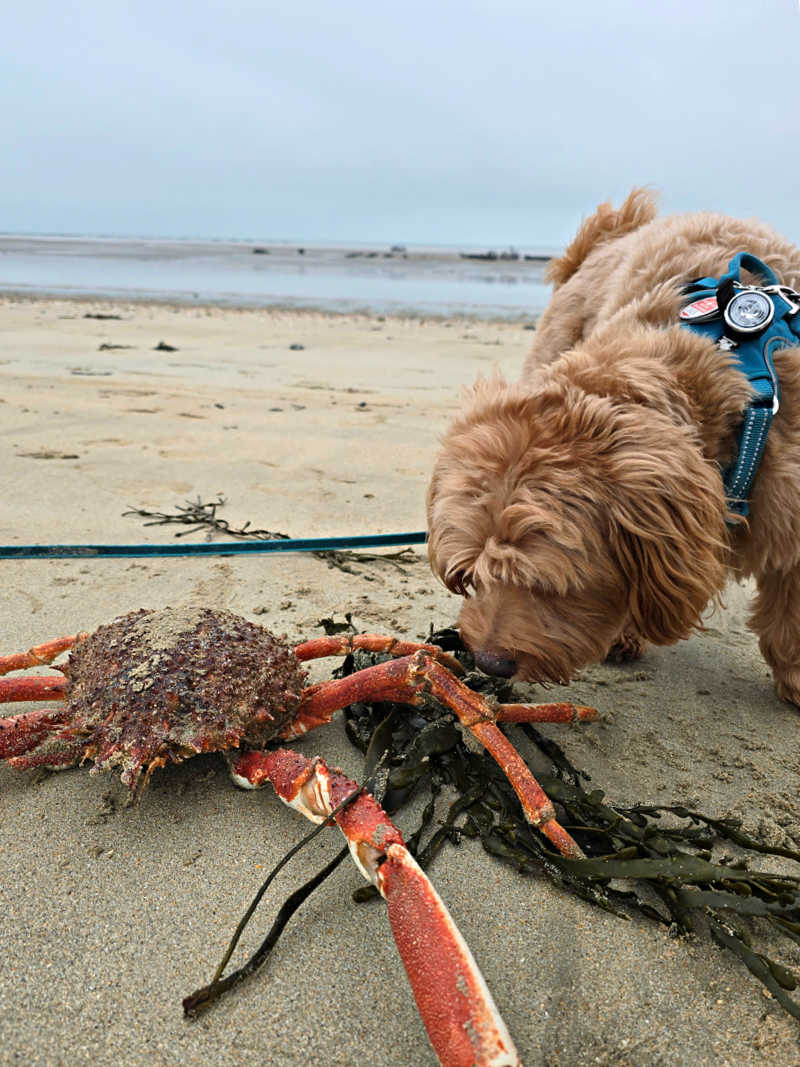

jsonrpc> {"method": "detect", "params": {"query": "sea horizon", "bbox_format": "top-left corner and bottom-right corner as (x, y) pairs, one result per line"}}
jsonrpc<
(0, 227), (561, 255)
(0, 232), (557, 320)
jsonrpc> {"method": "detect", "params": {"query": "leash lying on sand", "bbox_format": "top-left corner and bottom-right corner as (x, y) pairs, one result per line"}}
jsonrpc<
(1, 498), (427, 561)
(0, 531), (427, 560)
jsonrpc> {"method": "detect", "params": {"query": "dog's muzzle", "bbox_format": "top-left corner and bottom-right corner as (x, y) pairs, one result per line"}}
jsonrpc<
(474, 650), (517, 678)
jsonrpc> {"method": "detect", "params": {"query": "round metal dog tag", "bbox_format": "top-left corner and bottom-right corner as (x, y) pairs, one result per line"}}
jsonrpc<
(723, 289), (774, 333)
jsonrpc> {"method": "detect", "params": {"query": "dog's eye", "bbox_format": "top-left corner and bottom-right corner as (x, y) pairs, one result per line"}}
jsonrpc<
(446, 570), (473, 595)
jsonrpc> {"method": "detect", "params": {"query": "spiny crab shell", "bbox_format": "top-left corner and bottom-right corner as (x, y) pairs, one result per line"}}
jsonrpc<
(58, 606), (308, 790)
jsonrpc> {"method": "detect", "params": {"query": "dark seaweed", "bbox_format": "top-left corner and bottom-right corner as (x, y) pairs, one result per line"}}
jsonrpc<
(183, 749), (392, 1017)
(124, 496), (419, 574)
(186, 628), (800, 1024)
(337, 630), (800, 1021)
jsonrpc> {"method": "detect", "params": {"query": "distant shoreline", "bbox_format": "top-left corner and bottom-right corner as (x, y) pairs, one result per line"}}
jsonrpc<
(0, 232), (558, 261)
(0, 234), (554, 320)
(0, 286), (543, 324)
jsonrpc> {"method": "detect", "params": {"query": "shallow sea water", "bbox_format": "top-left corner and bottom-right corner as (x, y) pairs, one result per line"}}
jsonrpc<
(0, 235), (553, 319)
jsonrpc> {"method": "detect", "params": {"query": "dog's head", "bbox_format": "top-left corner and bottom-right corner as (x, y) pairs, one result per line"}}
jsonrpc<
(427, 374), (729, 683)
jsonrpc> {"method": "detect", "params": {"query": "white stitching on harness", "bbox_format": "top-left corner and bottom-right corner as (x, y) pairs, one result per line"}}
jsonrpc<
(729, 409), (769, 496)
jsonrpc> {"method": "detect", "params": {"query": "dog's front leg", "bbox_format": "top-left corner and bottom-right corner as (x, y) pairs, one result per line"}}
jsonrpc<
(751, 568), (800, 707)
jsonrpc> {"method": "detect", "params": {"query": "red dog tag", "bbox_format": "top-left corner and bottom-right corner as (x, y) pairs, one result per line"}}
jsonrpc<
(679, 295), (719, 321)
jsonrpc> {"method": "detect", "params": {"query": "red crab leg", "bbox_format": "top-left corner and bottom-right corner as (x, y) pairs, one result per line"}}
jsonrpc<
(0, 709), (83, 767)
(293, 633), (464, 674)
(0, 676), (68, 703)
(496, 701), (597, 724)
(0, 708), (70, 758)
(230, 748), (520, 1067)
(0, 634), (81, 676)
(280, 651), (584, 858)
(8, 740), (86, 770)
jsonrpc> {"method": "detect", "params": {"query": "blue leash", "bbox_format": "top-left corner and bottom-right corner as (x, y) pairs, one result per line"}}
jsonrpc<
(0, 531), (428, 561)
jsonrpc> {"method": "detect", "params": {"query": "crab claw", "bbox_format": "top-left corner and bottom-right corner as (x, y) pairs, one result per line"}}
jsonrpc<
(230, 749), (520, 1067)
(377, 844), (520, 1067)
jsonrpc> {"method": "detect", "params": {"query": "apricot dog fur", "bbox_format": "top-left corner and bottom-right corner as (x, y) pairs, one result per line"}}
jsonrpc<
(427, 189), (800, 705)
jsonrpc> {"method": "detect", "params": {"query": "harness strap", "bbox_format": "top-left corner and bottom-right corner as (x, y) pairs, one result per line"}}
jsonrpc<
(680, 252), (800, 519)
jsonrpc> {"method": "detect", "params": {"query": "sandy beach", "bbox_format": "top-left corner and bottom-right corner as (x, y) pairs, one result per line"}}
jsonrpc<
(3, 295), (800, 1066)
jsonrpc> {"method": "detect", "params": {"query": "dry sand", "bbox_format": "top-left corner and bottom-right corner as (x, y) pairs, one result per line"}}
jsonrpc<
(2, 296), (800, 1066)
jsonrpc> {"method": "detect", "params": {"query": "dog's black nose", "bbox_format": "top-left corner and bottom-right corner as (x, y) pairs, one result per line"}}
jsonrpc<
(474, 650), (517, 678)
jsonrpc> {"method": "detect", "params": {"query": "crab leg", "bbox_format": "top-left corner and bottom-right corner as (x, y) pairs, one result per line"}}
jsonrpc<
(293, 632), (464, 674)
(292, 639), (595, 720)
(0, 708), (71, 758)
(0, 676), (68, 702)
(279, 650), (584, 858)
(496, 701), (597, 724)
(230, 748), (520, 1067)
(283, 670), (595, 742)
(0, 709), (84, 767)
(0, 635), (81, 676)
(0, 661), (81, 769)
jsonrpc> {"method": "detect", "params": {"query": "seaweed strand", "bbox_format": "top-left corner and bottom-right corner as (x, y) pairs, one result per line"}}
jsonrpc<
(124, 496), (418, 574)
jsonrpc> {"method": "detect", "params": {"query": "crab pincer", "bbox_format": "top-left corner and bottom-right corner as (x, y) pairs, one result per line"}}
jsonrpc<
(231, 748), (521, 1067)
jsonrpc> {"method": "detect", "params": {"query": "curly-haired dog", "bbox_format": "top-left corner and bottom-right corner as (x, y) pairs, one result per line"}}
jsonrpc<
(427, 189), (800, 705)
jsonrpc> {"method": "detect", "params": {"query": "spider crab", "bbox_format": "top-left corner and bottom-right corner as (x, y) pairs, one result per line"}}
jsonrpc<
(0, 606), (597, 1067)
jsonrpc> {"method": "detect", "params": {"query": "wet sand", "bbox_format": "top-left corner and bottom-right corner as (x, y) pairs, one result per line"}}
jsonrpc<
(2, 296), (800, 1065)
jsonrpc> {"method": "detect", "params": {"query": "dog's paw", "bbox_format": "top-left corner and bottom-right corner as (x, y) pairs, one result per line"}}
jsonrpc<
(605, 633), (647, 664)
(775, 669), (800, 709)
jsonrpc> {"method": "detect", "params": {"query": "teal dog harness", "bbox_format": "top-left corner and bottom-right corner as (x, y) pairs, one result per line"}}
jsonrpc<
(679, 252), (800, 518)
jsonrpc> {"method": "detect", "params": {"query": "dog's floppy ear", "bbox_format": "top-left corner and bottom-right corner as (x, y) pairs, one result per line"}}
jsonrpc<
(607, 418), (729, 645)
(426, 371), (517, 591)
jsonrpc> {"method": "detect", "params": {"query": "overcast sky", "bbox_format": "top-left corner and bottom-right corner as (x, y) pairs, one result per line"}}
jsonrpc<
(3, 1), (800, 247)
